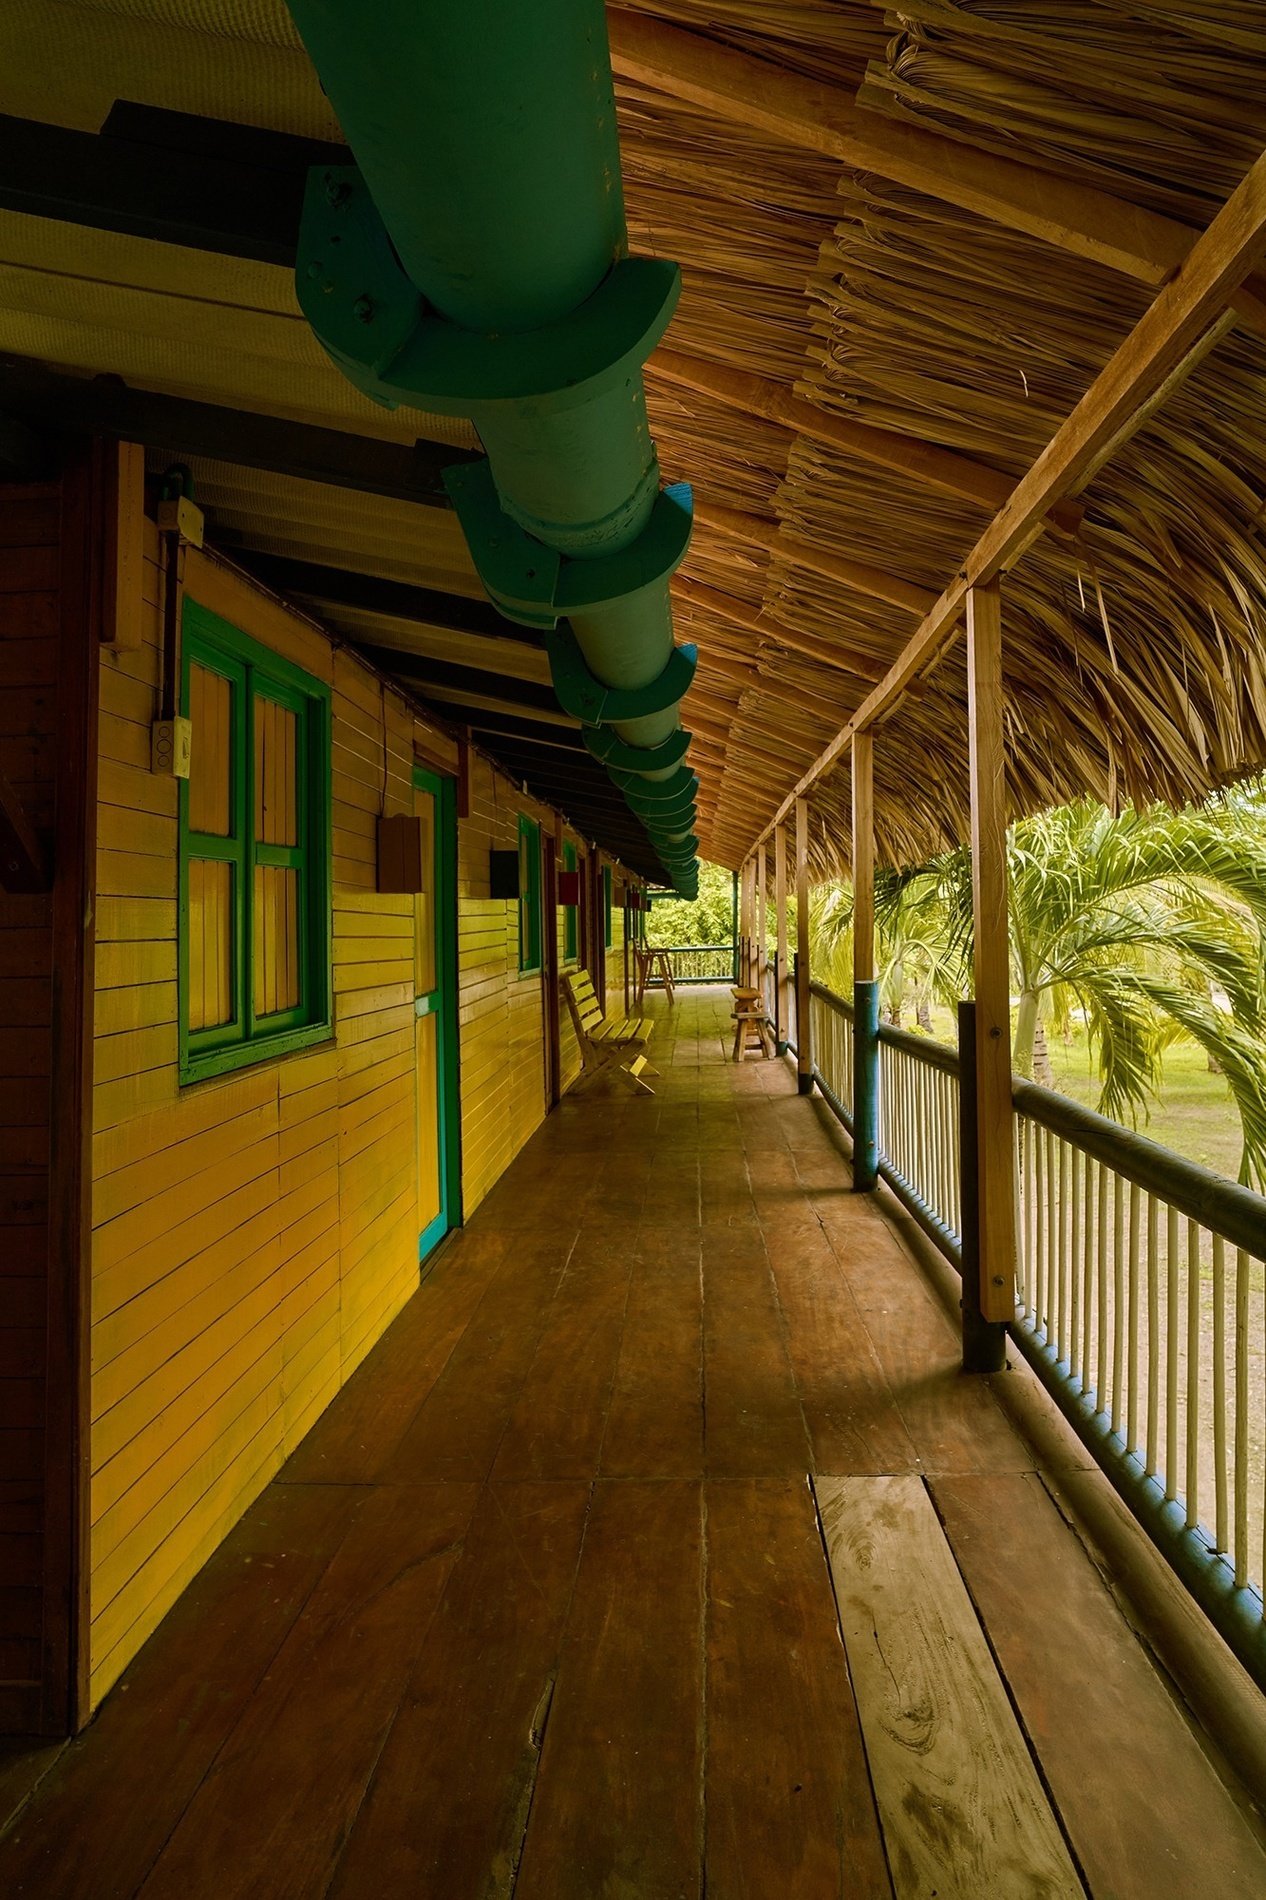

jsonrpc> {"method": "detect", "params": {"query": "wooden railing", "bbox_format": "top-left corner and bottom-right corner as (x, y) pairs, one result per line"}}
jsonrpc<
(807, 978), (1266, 1693)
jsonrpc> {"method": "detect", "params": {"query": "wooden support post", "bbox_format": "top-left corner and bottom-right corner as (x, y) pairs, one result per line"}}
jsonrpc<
(730, 868), (739, 983)
(851, 731), (879, 1191)
(967, 579), (1017, 1326)
(958, 1002), (1007, 1371)
(756, 841), (767, 1010)
(774, 822), (789, 1054)
(794, 796), (812, 1093)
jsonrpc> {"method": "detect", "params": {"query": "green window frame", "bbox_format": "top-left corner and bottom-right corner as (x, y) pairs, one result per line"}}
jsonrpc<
(179, 601), (332, 1083)
(603, 863), (613, 950)
(562, 841), (578, 963)
(518, 814), (542, 974)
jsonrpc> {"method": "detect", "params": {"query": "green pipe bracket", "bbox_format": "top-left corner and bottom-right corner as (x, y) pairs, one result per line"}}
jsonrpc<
(584, 726), (692, 772)
(545, 621), (696, 726)
(298, 168), (680, 418)
(445, 464), (692, 630)
(656, 835), (700, 863)
(609, 764), (698, 805)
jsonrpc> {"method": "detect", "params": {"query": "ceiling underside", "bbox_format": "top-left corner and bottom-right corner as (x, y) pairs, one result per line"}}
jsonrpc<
(2, 1), (1266, 879)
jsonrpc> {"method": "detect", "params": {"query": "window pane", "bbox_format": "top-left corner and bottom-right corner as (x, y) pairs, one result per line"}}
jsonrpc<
(188, 663), (232, 837)
(188, 858), (233, 1030)
(255, 696), (299, 846)
(253, 864), (301, 1018)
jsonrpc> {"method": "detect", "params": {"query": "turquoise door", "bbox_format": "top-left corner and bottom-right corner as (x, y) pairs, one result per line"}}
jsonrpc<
(413, 767), (461, 1260)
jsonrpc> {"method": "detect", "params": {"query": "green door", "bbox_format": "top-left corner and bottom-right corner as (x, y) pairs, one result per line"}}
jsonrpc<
(413, 767), (461, 1260)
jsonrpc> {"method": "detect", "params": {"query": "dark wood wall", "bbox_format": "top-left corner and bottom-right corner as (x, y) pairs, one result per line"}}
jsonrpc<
(0, 459), (98, 1735)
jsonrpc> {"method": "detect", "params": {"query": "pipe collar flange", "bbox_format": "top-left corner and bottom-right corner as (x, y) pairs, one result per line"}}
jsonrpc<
(545, 621), (696, 727)
(584, 726), (692, 773)
(609, 765), (698, 805)
(657, 836), (700, 863)
(445, 461), (692, 630)
(298, 167), (681, 419)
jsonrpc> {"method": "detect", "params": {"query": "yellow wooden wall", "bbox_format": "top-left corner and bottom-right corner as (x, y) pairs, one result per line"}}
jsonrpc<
(86, 519), (647, 1709)
(88, 541), (451, 1707)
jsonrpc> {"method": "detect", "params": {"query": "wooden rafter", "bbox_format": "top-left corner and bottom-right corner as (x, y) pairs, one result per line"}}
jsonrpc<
(753, 141), (1266, 849)
(697, 501), (935, 617)
(608, 8), (1266, 339)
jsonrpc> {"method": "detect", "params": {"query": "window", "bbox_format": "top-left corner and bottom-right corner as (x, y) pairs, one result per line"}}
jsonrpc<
(518, 814), (542, 973)
(179, 602), (331, 1082)
(603, 863), (613, 950)
(562, 841), (578, 963)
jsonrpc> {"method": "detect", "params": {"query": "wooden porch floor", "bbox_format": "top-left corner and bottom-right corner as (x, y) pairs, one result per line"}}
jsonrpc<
(3, 988), (1264, 1897)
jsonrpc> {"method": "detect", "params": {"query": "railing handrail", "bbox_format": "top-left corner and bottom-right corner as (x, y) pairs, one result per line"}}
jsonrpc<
(807, 976), (1265, 1257)
(648, 942), (735, 955)
(809, 978), (854, 1019)
(1013, 1076), (1266, 1261)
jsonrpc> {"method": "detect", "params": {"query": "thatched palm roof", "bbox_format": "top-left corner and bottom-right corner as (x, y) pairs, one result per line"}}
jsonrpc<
(2, 1), (1265, 876)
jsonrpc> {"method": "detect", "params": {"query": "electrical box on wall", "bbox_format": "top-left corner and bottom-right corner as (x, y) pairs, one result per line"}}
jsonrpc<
(558, 869), (581, 906)
(151, 715), (192, 779)
(489, 849), (521, 900)
(377, 813), (425, 893)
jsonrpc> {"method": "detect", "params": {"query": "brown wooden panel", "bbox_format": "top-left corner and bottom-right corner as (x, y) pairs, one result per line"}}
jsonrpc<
(135, 1483), (479, 1900)
(702, 1226), (812, 1477)
(514, 1480), (704, 1900)
(706, 1478), (892, 1898)
(326, 1481), (591, 1899)
(933, 1471), (1266, 1899)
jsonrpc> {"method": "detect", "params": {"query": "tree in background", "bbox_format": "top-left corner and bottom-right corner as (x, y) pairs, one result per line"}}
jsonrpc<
(646, 860), (735, 947)
(811, 795), (1266, 1186)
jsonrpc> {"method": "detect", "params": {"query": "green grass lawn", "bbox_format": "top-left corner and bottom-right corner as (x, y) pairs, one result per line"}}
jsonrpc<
(1044, 1030), (1243, 1182)
(920, 1004), (1245, 1182)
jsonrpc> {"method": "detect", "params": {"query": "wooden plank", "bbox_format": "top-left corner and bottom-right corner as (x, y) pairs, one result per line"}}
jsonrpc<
(606, 8), (1266, 326)
(933, 1472), (1266, 1900)
(600, 1241), (703, 1480)
(324, 1481), (591, 1900)
(795, 796), (811, 1088)
(514, 1479), (704, 1900)
(818, 1474), (1082, 1900)
(706, 1478), (892, 1897)
(757, 143), (1266, 847)
(967, 581), (1016, 1323)
(0, 1482), (359, 1897)
(702, 1227), (811, 1477)
(700, 500), (935, 616)
(851, 730), (874, 985)
(134, 1483), (479, 1900)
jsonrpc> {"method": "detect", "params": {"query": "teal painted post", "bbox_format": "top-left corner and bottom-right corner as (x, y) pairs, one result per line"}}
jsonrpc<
(852, 979), (880, 1191)
(958, 1000), (1008, 1372)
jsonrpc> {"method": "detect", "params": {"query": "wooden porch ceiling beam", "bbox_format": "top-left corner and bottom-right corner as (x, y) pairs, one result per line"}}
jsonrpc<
(696, 501), (936, 616)
(674, 576), (889, 685)
(754, 143), (1266, 849)
(608, 9), (1266, 339)
(655, 351), (1082, 533)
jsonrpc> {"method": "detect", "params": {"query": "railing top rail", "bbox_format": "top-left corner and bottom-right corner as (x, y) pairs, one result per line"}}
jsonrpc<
(808, 979), (855, 1020)
(650, 943), (736, 955)
(876, 1019), (961, 1078)
(1013, 1076), (1266, 1261)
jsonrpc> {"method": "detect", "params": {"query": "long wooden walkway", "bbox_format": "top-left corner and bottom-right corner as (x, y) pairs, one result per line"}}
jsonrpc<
(2, 989), (1264, 1897)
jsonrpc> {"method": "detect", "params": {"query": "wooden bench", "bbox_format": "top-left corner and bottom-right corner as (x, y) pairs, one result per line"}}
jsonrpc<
(561, 969), (659, 1096)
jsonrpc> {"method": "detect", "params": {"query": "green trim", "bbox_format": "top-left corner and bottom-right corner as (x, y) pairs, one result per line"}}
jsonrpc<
(562, 839), (578, 963)
(415, 764), (463, 1247)
(518, 813), (542, 973)
(178, 600), (332, 1085)
(602, 862), (613, 950)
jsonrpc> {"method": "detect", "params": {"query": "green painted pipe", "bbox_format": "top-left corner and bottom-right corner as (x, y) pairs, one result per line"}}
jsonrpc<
(285, 0), (697, 883)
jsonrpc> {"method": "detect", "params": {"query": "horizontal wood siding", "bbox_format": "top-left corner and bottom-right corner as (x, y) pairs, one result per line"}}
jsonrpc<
(0, 483), (60, 1733)
(456, 752), (557, 1215)
(87, 546), (451, 1708)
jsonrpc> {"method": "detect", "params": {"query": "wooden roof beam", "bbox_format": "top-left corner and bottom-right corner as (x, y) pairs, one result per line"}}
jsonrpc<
(696, 501), (936, 617)
(755, 142), (1266, 847)
(655, 351), (1082, 533)
(608, 9), (1266, 340)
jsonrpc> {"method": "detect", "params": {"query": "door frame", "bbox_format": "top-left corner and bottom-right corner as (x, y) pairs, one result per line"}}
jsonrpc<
(413, 765), (462, 1259)
(541, 833), (561, 1107)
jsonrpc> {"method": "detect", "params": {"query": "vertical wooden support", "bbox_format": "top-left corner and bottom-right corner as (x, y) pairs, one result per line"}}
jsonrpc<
(756, 840), (767, 1004)
(967, 578), (1017, 1326)
(794, 796), (812, 1092)
(774, 822), (789, 1053)
(958, 1002), (1007, 1370)
(851, 730), (879, 1189)
(730, 868), (739, 983)
(851, 730), (875, 983)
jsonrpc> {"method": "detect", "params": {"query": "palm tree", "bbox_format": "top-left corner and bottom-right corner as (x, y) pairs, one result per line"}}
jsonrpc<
(879, 799), (1266, 1185)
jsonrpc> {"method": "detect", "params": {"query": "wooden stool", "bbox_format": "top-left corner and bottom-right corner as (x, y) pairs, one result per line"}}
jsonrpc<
(732, 1006), (772, 1061)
